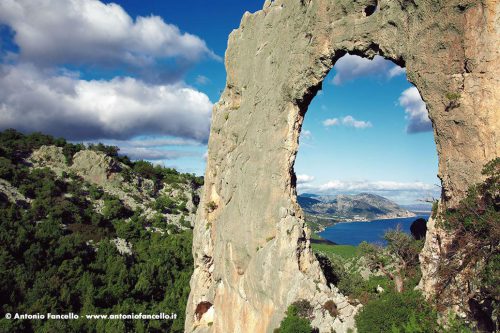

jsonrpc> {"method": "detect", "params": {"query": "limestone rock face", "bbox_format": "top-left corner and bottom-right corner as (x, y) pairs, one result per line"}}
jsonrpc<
(29, 145), (67, 176)
(187, 1), (499, 332)
(71, 150), (123, 186)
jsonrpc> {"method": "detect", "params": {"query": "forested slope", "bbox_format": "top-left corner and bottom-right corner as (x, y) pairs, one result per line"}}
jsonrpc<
(0, 129), (201, 333)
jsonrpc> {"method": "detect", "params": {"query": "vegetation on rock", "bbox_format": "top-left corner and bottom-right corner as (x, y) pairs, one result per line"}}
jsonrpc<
(435, 158), (499, 331)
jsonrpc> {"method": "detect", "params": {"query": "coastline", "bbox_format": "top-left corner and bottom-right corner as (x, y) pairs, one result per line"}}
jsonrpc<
(312, 212), (431, 233)
(318, 213), (432, 246)
(334, 212), (422, 224)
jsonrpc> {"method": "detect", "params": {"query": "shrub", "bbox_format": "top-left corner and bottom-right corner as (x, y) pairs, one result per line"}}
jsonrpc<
(88, 185), (104, 200)
(206, 201), (218, 212)
(87, 143), (119, 157)
(291, 299), (314, 319)
(323, 300), (338, 317)
(445, 92), (460, 101)
(179, 215), (191, 228)
(0, 157), (14, 179)
(275, 301), (314, 333)
(355, 290), (437, 333)
(431, 200), (439, 219)
(102, 197), (131, 220)
(154, 195), (178, 213)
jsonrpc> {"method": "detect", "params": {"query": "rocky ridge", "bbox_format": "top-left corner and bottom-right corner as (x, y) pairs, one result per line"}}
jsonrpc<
(28, 145), (200, 230)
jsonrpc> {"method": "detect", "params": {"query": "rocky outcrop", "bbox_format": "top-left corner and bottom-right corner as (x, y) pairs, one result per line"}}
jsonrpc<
(70, 150), (123, 187)
(29, 145), (67, 176)
(29, 145), (199, 229)
(187, 0), (499, 332)
(112, 238), (133, 256)
(0, 179), (29, 205)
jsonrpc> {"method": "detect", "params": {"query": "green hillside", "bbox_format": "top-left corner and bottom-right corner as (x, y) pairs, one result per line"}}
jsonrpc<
(0, 129), (201, 333)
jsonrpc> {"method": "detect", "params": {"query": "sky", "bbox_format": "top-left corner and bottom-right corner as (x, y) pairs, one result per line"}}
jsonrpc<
(0, 0), (440, 204)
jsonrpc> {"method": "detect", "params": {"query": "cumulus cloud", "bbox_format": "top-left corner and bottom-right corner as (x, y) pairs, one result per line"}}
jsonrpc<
(0, 0), (219, 70)
(313, 180), (435, 192)
(332, 55), (405, 85)
(342, 116), (372, 129)
(323, 116), (372, 129)
(0, 64), (212, 141)
(398, 87), (432, 133)
(296, 174), (315, 184)
(388, 66), (406, 78)
(323, 118), (340, 126)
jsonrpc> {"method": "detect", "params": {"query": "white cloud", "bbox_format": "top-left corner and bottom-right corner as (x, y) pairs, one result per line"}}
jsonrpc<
(300, 130), (312, 140)
(332, 54), (405, 85)
(313, 180), (435, 192)
(297, 179), (440, 204)
(195, 75), (211, 85)
(323, 116), (372, 129)
(388, 66), (406, 78)
(0, 64), (212, 141)
(117, 147), (198, 161)
(398, 87), (432, 133)
(296, 174), (315, 184)
(0, 0), (219, 69)
(342, 115), (372, 129)
(323, 118), (340, 126)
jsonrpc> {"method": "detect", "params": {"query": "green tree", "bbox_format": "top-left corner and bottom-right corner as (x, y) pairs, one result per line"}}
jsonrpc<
(359, 226), (422, 293)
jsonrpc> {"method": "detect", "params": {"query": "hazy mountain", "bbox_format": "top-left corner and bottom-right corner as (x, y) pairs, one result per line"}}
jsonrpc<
(298, 193), (416, 222)
(400, 203), (433, 213)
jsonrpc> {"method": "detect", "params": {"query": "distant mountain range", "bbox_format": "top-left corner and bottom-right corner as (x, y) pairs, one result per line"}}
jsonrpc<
(298, 193), (416, 229)
(400, 203), (433, 213)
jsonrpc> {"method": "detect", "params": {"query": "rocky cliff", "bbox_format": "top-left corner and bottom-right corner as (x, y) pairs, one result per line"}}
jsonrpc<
(187, 0), (499, 332)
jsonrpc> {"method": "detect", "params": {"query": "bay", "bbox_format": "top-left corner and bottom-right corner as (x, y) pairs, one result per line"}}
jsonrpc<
(318, 214), (431, 246)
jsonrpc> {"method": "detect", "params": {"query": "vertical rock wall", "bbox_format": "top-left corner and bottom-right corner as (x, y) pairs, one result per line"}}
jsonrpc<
(186, 0), (499, 332)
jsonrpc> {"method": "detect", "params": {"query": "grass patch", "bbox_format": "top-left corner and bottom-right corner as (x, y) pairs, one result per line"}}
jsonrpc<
(312, 243), (359, 260)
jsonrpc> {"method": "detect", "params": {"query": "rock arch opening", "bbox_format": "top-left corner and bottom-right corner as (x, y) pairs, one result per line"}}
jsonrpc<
(293, 53), (440, 247)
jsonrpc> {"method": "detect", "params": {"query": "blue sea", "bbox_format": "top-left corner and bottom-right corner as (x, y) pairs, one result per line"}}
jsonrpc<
(318, 215), (430, 246)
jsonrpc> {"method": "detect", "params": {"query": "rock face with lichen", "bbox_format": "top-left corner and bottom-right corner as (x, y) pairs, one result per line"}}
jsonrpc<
(186, 0), (499, 332)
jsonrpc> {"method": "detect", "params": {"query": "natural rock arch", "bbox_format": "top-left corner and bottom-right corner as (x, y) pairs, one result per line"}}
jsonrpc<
(186, 0), (499, 332)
